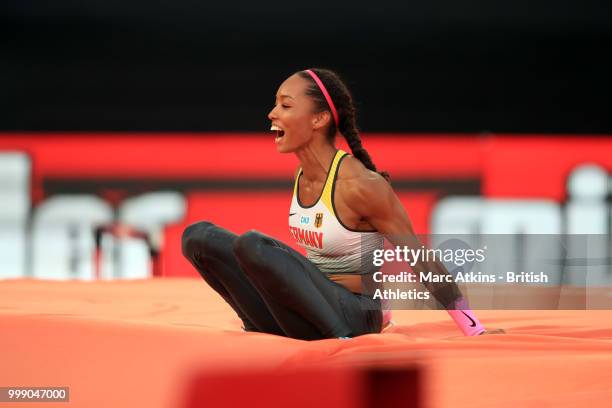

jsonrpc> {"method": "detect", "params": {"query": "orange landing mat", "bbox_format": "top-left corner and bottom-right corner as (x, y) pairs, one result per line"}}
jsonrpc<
(2, 278), (612, 408)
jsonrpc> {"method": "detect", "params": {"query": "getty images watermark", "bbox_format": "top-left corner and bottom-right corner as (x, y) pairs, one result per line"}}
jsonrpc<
(358, 234), (612, 310)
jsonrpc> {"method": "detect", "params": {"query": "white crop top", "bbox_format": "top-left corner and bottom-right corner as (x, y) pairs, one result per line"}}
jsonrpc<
(288, 150), (384, 275)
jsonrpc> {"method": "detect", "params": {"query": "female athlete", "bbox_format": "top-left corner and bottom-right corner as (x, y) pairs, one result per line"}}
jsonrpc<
(182, 68), (502, 340)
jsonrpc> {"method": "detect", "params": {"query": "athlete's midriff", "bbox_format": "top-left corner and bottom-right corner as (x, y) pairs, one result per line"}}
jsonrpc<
(326, 273), (363, 294)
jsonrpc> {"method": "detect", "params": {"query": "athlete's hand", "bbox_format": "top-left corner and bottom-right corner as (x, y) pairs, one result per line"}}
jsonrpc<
(479, 328), (506, 335)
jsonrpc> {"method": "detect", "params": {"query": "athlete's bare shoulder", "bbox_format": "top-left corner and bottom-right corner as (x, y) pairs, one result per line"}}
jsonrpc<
(337, 155), (387, 186)
(336, 155), (393, 212)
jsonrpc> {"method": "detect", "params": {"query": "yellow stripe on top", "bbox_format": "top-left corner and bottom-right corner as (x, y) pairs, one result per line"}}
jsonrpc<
(292, 167), (301, 196)
(320, 150), (347, 215)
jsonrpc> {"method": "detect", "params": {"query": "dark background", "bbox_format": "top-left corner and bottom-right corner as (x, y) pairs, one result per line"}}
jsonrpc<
(2, 0), (611, 133)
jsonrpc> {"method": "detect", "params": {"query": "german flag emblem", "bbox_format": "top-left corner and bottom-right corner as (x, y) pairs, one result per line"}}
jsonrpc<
(314, 213), (323, 228)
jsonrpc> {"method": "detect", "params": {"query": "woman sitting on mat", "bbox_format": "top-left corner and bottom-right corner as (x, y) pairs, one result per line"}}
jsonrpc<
(182, 68), (503, 340)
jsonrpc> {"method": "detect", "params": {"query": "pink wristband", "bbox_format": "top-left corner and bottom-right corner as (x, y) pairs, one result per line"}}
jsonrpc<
(447, 297), (485, 336)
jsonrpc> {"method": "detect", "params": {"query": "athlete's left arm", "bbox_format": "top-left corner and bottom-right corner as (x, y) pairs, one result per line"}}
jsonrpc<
(346, 173), (462, 304)
(346, 173), (504, 336)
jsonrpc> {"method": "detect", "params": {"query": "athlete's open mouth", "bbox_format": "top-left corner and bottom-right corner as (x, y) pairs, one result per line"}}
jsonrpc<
(270, 124), (285, 141)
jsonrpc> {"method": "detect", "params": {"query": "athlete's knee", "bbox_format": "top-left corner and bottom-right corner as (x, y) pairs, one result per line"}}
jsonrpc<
(232, 229), (266, 266)
(181, 221), (216, 260)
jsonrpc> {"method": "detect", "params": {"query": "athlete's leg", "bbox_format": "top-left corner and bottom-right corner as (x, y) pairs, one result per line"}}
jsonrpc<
(233, 230), (382, 340)
(181, 221), (284, 335)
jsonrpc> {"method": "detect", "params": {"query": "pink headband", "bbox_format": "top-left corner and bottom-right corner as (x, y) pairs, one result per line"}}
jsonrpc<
(304, 69), (339, 128)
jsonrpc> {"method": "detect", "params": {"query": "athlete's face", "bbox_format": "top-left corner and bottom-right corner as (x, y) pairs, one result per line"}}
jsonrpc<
(268, 74), (323, 153)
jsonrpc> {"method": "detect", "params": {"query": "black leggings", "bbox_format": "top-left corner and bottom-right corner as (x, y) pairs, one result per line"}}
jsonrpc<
(181, 221), (382, 340)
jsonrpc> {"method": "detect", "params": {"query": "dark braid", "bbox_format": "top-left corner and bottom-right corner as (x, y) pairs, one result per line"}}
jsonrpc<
(297, 68), (390, 182)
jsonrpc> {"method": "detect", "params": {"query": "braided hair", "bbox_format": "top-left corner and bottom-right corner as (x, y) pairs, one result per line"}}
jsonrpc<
(297, 68), (390, 182)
